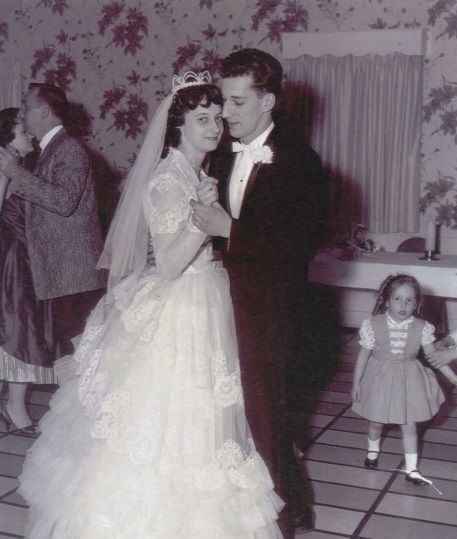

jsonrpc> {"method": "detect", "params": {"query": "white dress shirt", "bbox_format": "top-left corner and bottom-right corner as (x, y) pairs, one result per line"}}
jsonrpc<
(229, 123), (274, 219)
(40, 125), (63, 152)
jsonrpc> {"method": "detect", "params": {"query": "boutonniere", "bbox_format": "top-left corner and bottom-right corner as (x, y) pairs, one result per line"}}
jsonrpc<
(250, 145), (274, 165)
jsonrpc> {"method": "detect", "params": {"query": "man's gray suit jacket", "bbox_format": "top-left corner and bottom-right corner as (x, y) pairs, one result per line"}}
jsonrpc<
(7, 129), (105, 300)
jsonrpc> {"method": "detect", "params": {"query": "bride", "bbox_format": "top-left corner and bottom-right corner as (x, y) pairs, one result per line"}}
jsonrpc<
(18, 72), (284, 539)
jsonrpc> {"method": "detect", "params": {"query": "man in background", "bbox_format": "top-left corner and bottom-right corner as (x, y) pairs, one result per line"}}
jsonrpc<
(0, 82), (105, 354)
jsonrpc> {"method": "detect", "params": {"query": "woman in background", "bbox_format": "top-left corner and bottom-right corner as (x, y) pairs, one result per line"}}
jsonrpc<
(0, 108), (59, 435)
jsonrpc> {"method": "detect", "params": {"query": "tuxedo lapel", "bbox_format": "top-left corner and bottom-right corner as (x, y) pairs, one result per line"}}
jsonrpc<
(223, 152), (236, 216)
(214, 132), (276, 218)
(241, 162), (263, 209)
(237, 136), (275, 216)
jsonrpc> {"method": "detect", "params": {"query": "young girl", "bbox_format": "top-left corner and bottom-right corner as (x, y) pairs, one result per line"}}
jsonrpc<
(352, 273), (453, 488)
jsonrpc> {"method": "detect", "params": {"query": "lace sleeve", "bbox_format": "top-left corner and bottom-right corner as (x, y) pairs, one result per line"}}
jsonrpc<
(422, 320), (436, 346)
(147, 172), (189, 235)
(144, 168), (207, 279)
(359, 318), (375, 349)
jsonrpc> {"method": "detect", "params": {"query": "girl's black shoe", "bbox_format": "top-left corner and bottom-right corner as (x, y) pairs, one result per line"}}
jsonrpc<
(405, 469), (428, 486)
(364, 451), (379, 469)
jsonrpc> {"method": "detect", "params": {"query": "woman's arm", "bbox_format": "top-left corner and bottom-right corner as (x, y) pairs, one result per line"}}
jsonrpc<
(426, 336), (457, 368)
(426, 347), (457, 368)
(423, 341), (457, 383)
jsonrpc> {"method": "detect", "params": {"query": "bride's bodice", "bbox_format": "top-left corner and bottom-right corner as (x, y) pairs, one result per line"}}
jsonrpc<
(182, 242), (216, 274)
(143, 148), (215, 279)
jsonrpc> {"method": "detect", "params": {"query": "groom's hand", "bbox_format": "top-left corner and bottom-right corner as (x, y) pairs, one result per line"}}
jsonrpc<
(190, 200), (232, 238)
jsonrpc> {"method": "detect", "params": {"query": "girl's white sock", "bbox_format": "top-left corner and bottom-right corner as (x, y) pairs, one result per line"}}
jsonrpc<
(404, 452), (418, 473)
(367, 437), (380, 459)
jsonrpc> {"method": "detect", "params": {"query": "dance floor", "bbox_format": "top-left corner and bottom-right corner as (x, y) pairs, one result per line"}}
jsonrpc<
(1, 329), (457, 538)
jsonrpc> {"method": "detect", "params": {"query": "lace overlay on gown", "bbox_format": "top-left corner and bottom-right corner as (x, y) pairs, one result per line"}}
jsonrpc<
(19, 148), (283, 539)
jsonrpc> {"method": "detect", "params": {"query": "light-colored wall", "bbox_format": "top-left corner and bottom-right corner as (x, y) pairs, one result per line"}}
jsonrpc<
(2, 1), (456, 329)
(0, 1), (456, 242)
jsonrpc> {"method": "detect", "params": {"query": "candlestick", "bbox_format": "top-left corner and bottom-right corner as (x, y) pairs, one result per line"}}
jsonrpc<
(425, 219), (436, 252)
(419, 250), (440, 261)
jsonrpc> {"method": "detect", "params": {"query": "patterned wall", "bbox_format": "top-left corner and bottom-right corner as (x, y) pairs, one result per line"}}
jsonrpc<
(1, 0), (457, 231)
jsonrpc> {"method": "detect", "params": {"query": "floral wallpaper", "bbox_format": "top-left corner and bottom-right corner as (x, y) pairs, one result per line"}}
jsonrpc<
(1, 0), (457, 233)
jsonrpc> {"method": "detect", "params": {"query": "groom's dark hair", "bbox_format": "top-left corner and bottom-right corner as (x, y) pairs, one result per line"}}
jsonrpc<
(29, 82), (69, 122)
(219, 48), (283, 97)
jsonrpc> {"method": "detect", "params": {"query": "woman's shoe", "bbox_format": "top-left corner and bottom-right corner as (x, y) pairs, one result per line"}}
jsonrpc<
(364, 451), (379, 469)
(405, 469), (428, 486)
(0, 406), (40, 436)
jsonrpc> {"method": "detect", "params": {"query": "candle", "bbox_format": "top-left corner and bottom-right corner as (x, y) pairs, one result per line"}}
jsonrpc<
(425, 219), (436, 252)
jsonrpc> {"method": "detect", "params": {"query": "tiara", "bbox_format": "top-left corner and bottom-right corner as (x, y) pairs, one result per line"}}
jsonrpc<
(172, 71), (211, 94)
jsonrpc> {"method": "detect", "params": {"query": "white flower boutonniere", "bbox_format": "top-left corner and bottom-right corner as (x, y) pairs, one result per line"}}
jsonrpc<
(250, 145), (274, 165)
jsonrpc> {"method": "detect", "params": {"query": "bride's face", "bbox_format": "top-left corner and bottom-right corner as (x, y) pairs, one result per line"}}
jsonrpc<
(179, 101), (223, 158)
(10, 120), (34, 158)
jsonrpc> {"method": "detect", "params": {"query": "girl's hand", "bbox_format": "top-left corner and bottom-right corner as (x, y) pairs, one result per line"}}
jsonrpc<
(196, 177), (218, 207)
(352, 383), (362, 402)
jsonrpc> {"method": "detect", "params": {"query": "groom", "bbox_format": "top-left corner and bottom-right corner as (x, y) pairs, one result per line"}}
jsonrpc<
(191, 48), (324, 537)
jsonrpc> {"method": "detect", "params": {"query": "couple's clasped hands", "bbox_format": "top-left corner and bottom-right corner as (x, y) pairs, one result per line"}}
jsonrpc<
(426, 335), (457, 369)
(191, 176), (232, 238)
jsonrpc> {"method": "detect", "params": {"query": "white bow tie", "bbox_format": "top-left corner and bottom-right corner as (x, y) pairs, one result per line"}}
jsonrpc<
(232, 141), (248, 153)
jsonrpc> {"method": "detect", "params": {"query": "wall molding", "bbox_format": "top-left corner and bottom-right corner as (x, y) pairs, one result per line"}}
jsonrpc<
(281, 29), (426, 59)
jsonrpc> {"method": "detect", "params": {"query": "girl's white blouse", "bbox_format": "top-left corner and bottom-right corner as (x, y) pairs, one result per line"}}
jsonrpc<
(359, 313), (435, 353)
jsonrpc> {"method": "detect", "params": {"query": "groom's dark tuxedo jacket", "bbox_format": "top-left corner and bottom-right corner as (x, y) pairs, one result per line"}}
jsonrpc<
(210, 124), (324, 526)
(210, 125), (324, 278)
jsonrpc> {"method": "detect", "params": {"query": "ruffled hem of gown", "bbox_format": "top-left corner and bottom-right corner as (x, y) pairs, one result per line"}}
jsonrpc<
(20, 370), (284, 539)
(19, 266), (284, 539)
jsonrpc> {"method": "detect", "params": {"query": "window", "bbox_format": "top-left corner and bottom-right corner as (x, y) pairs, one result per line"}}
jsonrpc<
(281, 30), (424, 234)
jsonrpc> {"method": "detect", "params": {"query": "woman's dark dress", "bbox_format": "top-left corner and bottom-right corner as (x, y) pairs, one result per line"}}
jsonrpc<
(0, 194), (62, 383)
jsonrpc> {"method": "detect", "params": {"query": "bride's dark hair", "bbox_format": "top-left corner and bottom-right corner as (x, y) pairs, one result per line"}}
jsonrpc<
(162, 84), (223, 156)
(0, 107), (20, 148)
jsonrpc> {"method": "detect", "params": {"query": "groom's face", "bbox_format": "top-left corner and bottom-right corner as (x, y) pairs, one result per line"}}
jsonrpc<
(221, 75), (273, 145)
(21, 88), (44, 141)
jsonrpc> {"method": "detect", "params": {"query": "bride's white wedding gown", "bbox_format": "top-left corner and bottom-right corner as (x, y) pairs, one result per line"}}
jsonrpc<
(19, 148), (284, 539)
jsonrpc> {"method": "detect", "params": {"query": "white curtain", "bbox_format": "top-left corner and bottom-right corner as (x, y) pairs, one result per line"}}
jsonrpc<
(282, 52), (423, 234)
(0, 57), (22, 109)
